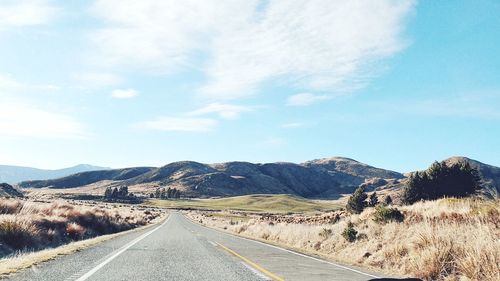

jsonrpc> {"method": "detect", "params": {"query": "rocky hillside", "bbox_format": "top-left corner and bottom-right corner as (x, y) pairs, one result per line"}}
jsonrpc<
(0, 183), (23, 197)
(18, 157), (404, 198)
(0, 164), (109, 184)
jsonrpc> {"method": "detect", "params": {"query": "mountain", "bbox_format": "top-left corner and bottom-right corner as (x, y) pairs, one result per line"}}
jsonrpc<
(303, 157), (404, 188)
(443, 156), (500, 192)
(0, 183), (23, 197)
(18, 167), (154, 189)
(17, 156), (500, 198)
(0, 164), (110, 184)
(19, 157), (404, 198)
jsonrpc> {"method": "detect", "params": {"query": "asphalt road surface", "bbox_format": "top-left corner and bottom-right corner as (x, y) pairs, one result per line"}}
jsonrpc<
(8, 212), (391, 281)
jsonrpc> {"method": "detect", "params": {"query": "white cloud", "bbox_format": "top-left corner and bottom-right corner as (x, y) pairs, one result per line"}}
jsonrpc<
(88, 0), (415, 99)
(0, 101), (87, 139)
(282, 122), (306, 129)
(286, 93), (331, 106)
(111, 88), (138, 99)
(135, 117), (217, 132)
(187, 103), (254, 120)
(0, 0), (59, 29)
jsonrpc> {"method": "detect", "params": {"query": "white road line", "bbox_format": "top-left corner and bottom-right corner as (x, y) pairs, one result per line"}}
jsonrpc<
(74, 216), (171, 281)
(187, 215), (380, 279)
(240, 262), (273, 281)
(208, 240), (218, 247)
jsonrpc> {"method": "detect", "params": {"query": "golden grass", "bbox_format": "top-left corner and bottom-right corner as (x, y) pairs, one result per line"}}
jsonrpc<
(189, 198), (500, 281)
(145, 194), (341, 213)
(0, 198), (162, 257)
(0, 215), (165, 276)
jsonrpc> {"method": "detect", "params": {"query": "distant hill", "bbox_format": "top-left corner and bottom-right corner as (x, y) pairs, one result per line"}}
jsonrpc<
(19, 167), (154, 189)
(0, 164), (110, 184)
(0, 183), (23, 197)
(19, 157), (404, 198)
(19, 156), (498, 198)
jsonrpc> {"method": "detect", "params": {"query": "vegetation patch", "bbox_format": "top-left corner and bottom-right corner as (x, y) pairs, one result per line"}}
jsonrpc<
(146, 194), (341, 214)
(0, 199), (161, 257)
(372, 204), (404, 223)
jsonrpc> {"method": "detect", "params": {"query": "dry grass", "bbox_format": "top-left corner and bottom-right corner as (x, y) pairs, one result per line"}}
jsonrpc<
(0, 216), (164, 276)
(0, 198), (162, 257)
(189, 198), (500, 281)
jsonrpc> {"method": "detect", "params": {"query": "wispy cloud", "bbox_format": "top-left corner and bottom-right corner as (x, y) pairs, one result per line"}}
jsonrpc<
(281, 122), (306, 129)
(0, 101), (87, 139)
(88, 0), (415, 99)
(187, 103), (254, 120)
(135, 117), (218, 132)
(385, 92), (500, 120)
(0, 73), (60, 93)
(0, 0), (59, 29)
(111, 88), (138, 99)
(286, 93), (331, 107)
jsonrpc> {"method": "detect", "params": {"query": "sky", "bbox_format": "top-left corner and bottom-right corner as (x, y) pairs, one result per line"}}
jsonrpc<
(0, 0), (499, 172)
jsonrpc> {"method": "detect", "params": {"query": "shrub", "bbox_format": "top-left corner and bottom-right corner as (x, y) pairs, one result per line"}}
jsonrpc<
(373, 204), (404, 223)
(368, 192), (378, 207)
(346, 187), (367, 214)
(403, 161), (481, 204)
(342, 222), (357, 242)
(65, 222), (86, 240)
(384, 195), (393, 205)
(319, 228), (333, 239)
(0, 217), (39, 250)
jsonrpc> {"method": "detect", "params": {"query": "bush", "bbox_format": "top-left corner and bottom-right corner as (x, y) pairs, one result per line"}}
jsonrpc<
(368, 192), (378, 207)
(403, 160), (481, 204)
(0, 217), (39, 250)
(384, 195), (393, 205)
(373, 204), (404, 223)
(346, 187), (367, 214)
(319, 228), (333, 239)
(342, 222), (357, 242)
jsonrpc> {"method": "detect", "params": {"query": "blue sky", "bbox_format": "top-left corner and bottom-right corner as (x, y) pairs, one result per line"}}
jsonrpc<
(0, 0), (499, 172)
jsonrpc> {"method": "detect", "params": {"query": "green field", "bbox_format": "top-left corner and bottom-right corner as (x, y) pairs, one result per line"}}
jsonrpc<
(144, 194), (341, 213)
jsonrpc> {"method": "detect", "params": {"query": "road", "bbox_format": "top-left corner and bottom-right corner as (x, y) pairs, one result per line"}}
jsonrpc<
(8, 212), (390, 281)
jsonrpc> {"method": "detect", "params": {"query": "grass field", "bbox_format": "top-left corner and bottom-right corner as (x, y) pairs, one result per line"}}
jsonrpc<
(145, 194), (341, 213)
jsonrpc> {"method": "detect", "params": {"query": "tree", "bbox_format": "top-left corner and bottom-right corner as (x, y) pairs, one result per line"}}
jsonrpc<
(160, 188), (166, 199)
(118, 186), (129, 198)
(346, 186), (368, 214)
(155, 188), (161, 199)
(384, 195), (393, 205)
(166, 188), (173, 199)
(368, 192), (378, 207)
(111, 187), (119, 198)
(403, 161), (482, 204)
(149, 193), (155, 198)
(104, 187), (112, 199)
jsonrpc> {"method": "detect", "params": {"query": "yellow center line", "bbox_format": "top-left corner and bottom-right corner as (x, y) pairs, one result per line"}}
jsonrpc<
(216, 242), (285, 281)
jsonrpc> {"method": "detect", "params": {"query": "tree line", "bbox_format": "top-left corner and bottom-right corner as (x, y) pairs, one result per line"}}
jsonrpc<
(150, 187), (181, 199)
(104, 186), (134, 201)
(346, 160), (482, 213)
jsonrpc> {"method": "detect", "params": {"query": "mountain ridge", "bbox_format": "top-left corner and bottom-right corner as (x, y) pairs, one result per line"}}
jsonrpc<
(0, 164), (110, 184)
(17, 156), (500, 198)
